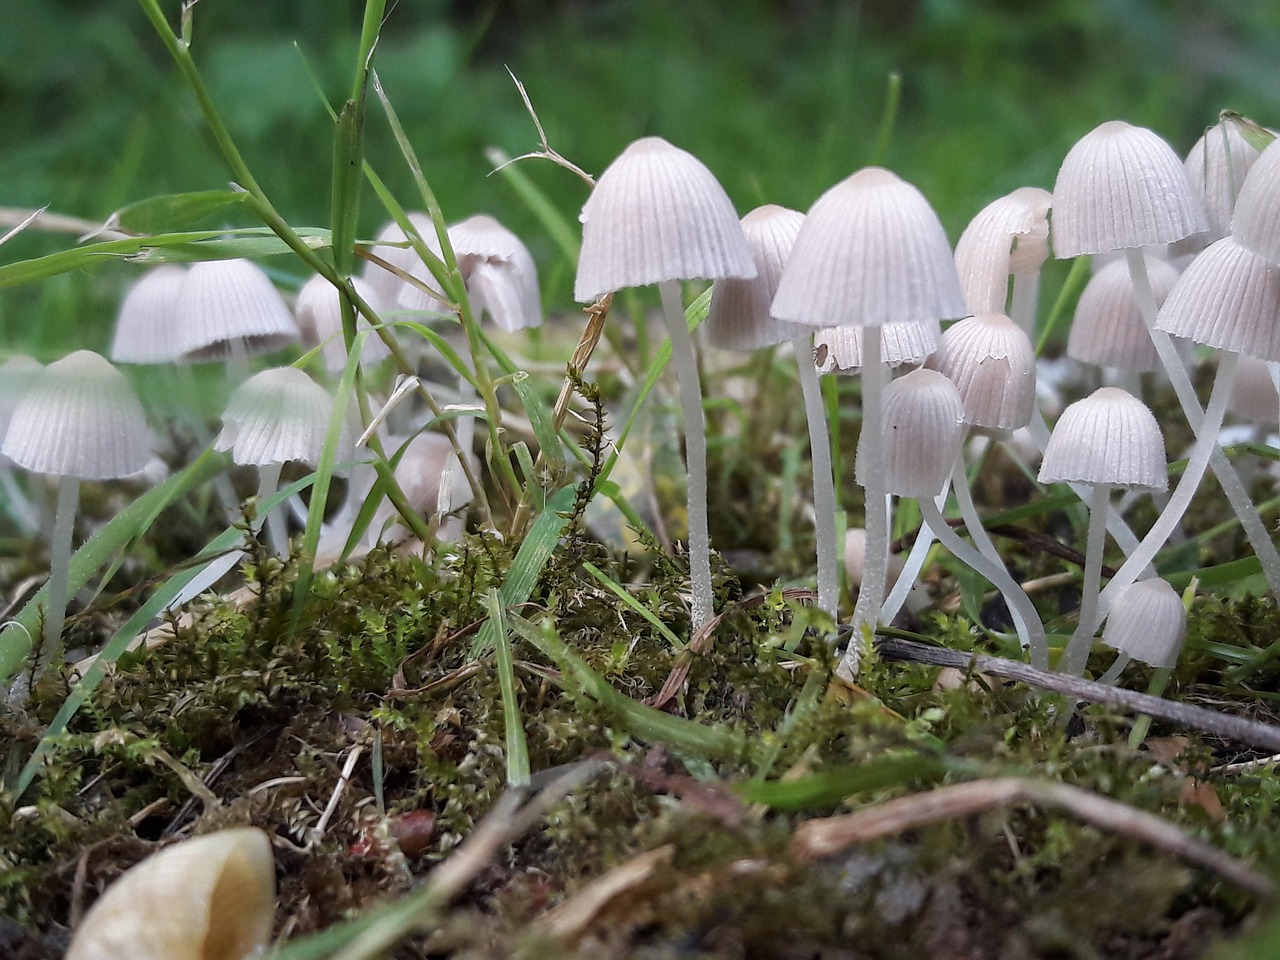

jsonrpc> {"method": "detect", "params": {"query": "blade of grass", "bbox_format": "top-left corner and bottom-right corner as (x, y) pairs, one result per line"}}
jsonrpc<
(486, 588), (531, 787)
(1035, 256), (1090, 354)
(738, 754), (945, 810)
(109, 189), (249, 233)
(581, 560), (685, 651)
(484, 145), (581, 266)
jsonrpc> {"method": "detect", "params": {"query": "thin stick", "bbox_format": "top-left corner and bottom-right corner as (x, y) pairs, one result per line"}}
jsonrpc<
(874, 634), (1280, 752)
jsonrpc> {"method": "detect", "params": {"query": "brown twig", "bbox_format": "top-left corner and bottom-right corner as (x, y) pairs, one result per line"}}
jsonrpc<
(875, 634), (1280, 752)
(791, 776), (1274, 898)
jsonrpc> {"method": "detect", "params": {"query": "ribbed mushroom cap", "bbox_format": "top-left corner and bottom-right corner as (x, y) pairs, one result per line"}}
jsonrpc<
(215, 366), (345, 467)
(954, 187), (1053, 314)
(1067, 255), (1181, 371)
(1052, 120), (1209, 258)
(410, 214), (541, 332)
(364, 212), (443, 311)
(1232, 138), (1280, 264)
(110, 265), (188, 364)
(843, 526), (906, 593)
(1102, 577), (1187, 669)
(174, 259), (299, 362)
(0, 355), (42, 437)
(574, 136), (755, 302)
(295, 274), (392, 374)
(928, 313), (1036, 433)
(1228, 354), (1279, 426)
(772, 167), (966, 329)
(1155, 236), (1280, 360)
(706, 205), (808, 350)
(1185, 119), (1262, 242)
(2, 351), (151, 481)
(65, 827), (275, 960)
(1037, 386), (1167, 491)
(813, 320), (939, 374)
(857, 368), (966, 497)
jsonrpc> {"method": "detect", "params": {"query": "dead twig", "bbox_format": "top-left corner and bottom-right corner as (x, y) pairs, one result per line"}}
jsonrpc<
(538, 844), (675, 943)
(875, 634), (1280, 752)
(791, 776), (1274, 899)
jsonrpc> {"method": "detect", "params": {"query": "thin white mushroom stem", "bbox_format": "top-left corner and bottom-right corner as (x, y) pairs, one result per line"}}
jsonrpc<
(1097, 651), (1131, 686)
(1061, 483), (1113, 676)
(882, 505), (937, 625)
(659, 279), (714, 633)
(1096, 350), (1240, 622)
(41, 476), (80, 667)
(793, 335), (839, 617)
(1125, 247), (1280, 595)
(949, 458), (1045, 664)
(255, 461), (288, 558)
(843, 329), (887, 676)
(918, 495), (1048, 669)
(1009, 271), (1040, 334)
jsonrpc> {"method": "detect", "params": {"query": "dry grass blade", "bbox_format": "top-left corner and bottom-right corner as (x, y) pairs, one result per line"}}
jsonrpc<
(791, 777), (1275, 899)
(538, 843), (675, 943)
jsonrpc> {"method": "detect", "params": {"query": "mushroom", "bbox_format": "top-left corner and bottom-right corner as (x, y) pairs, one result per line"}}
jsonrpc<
(1096, 577), (1188, 684)
(954, 187), (1052, 332)
(575, 136), (756, 632)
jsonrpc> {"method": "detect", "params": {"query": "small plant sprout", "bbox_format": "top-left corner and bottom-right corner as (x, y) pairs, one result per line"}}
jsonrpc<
(65, 827), (275, 960)
(574, 136), (755, 633)
(215, 366), (348, 557)
(1, 351), (153, 671)
(707, 204), (845, 616)
(872, 367), (1047, 664)
(772, 167), (966, 674)
(1038, 387), (1167, 675)
(295, 273), (392, 375)
(953, 187), (1052, 332)
(174, 258), (299, 381)
(1096, 577), (1188, 685)
(1052, 120), (1280, 597)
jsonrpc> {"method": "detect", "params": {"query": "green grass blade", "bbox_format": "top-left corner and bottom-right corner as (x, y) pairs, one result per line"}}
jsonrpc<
(487, 588), (531, 787)
(737, 754), (944, 810)
(507, 370), (565, 478)
(1036, 256), (1090, 353)
(581, 560), (685, 651)
(484, 146), (581, 266)
(110, 190), (250, 233)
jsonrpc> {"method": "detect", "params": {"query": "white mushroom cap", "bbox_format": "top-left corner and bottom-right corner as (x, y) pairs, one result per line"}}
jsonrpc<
(859, 367), (966, 498)
(215, 366), (346, 467)
(411, 214), (541, 332)
(0, 355), (42, 442)
(574, 136), (755, 302)
(1102, 577), (1187, 669)
(954, 187), (1053, 314)
(65, 827), (275, 960)
(706, 204), (808, 350)
(1067, 255), (1181, 372)
(374, 431), (474, 542)
(174, 259), (300, 363)
(772, 167), (966, 330)
(1155, 235), (1280, 361)
(1185, 119), (1262, 242)
(363, 212), (444, 311)
(295, 274), (392, 374)
(1052, 120), (1209, 258)
(1228, 354), (1279, 426)
(1037, 386), (1167, 491)
(1232, 138), (1280, 264)
(2, 350), (152, 480)
(109, 265), (188, 364)
(928, 313), (1036, 434)
(813, 321), (939, 374)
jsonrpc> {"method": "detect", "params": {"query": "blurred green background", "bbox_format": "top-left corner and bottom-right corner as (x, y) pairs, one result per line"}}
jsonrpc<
(3, 0), (1280, 357)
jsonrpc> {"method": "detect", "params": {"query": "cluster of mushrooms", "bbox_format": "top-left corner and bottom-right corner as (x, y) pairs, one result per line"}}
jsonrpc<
(16, 114), (1280, 957)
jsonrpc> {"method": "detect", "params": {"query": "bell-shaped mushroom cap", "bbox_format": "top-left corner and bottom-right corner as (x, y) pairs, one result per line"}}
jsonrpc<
(1155, 236), (1280, 360)
(772, 167), (966, 330)
(411, 214), (542, 332)
(1067, 255), (1181, 372)
(374, 431), (475, 542)
(1052, 120), (1209, 258)
(954, 187), (1053, 314)
(174, 259), (299, 363)
(1228, 354), (1279, 426)
(813, 320), (939, 374)
(1038, 386), (1167, 491)
(295, 274), (392, 374)
(0, 355), (43, 470)
(215, 366), (346, 467)
(706, 205), (808, 350)
(2, 351), (152, 481)
(1232, 138), (1280, 264)
(1185, 119), (1262, 242)
(363, 212), (441, 307)
(1102, 577), (1187, 669)
(574, 136), (755, 302)
(65, 827), (275, 960)
(858, 368), (966, 498)
(928, 313), (1036, 433)
(109, 265), (188, 364)
(843, 526), (906, 593)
